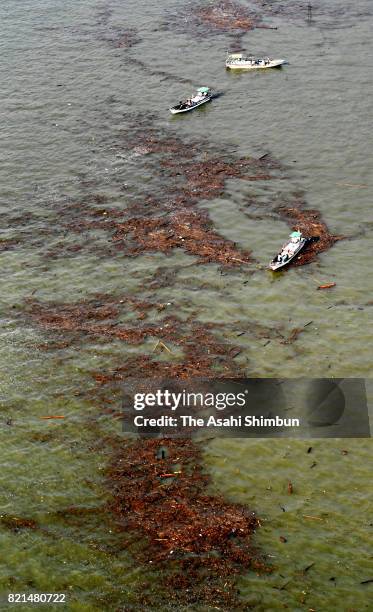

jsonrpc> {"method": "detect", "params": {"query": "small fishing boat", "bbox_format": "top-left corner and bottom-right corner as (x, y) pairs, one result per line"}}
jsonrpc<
(170, 87), (212, 114)
(269, 231), (308, 271)
(226, 53), (287, 70)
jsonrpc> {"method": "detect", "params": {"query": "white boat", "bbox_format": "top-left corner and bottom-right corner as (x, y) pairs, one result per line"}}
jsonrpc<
(226, 53), (287, 70)
(269, 231), (308, 271)
(170, 87), (212, 114)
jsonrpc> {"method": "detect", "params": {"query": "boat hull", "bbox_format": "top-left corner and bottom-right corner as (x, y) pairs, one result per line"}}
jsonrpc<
(226, 59), (286, 70)
(170, 96), (211, 114)
(269, 238), (308, 271)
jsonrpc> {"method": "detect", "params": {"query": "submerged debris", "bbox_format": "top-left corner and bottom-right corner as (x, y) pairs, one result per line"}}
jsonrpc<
(281, 327), (304, 345)
(36, 122), (280, 266)
(51, 2), (142, 51)
(3, 116), (339, 270)
(0, 238), (19, 252)
(22, 289), (313, 412)
(253, 0), (372, 29)
(101, 26), (141, 49)
(0, 514), (38, 531)
(22, 294), (247, 384)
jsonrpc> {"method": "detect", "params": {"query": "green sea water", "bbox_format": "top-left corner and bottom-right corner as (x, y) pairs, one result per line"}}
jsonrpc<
(0, 0), (372, 609)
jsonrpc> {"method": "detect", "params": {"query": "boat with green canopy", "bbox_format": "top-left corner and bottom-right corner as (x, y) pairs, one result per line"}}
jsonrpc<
(170, 87), (212, 114)
(269, 231), (309, 270)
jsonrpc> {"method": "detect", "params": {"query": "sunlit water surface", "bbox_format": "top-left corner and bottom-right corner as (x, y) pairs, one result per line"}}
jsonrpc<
(0, 0), (372, 609)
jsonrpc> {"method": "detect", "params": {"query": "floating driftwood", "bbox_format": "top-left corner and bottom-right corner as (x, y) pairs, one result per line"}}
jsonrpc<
(108, 438), (269, 607)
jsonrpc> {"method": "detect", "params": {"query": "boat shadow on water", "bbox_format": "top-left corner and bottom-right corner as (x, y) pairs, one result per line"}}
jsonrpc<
(169, 103), (212, 119)
(210, 90), (225, 99)
(226, 66), (286, 79)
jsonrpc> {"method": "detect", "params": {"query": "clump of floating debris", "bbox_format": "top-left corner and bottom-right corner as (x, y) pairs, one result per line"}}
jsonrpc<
(276, 198), (344, 266)
(0, 238), (19, 252)
(112, 209), (253, 266)
(108, 437), (268, 607)
(194, 0), (258, 31)
(32, 120), (281, 267)
(23, 293), (245, 378)
(2, 115), (339, 269)
(164, 0), (268, 38)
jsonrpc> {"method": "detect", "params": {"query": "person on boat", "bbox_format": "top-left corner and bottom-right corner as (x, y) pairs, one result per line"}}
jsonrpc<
(191, 93), (203, 103)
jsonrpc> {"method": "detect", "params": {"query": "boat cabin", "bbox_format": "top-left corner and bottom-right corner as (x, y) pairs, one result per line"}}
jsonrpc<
(226, 53), (271, 65)
(289, 231), (303, 243)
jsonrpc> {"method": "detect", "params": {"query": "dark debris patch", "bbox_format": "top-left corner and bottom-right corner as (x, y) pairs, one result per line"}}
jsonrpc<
(34, 122), (279, 267)
(276, 202), (344, 267)
(2, 119), (339, 269)
(101, 26), (141, 49)
(112, 209), (252, 266)
(108, 438), (269, 608)
(92, 326), (244, 385)
(23, 294), (172, 346)
(164, 0), (267, 38)
(43, 2), (142, 51)
(87, 2), (141, 49)
(253, 0), (373, 29)
(105, 125), (279, 266)
(194, 0), (258, 31)
(22, 294), (245, 378)
(129, 59), (196, 86)
(0, 515), (38, 531)
(5, 113), (340, 271)
(0, 238), (19, 253)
